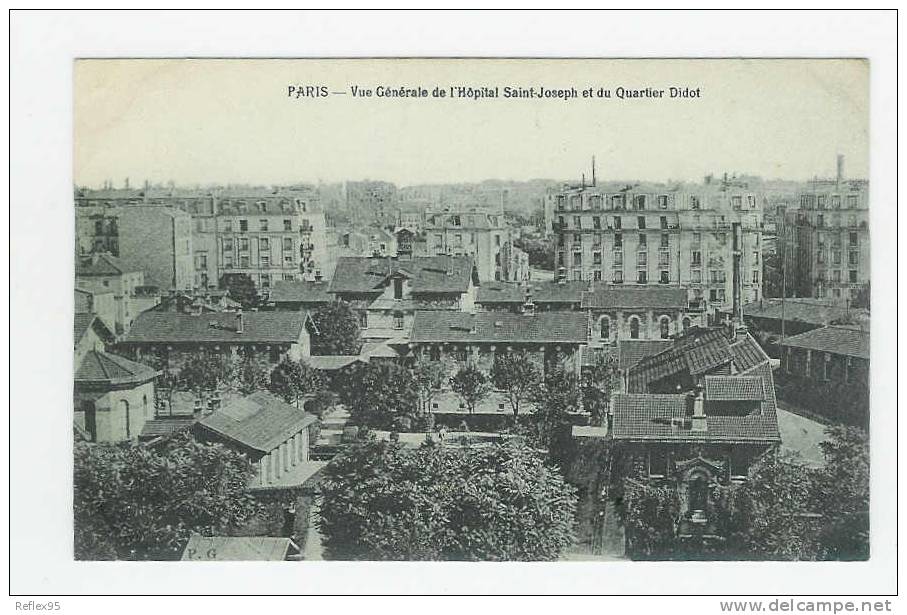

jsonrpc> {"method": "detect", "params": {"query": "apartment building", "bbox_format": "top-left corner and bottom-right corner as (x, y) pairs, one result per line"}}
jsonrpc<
(118, 206), (195, 292)
(422, 207), (529, 282)
(778, 176), (869, 306)
(544, 177), (764, 312)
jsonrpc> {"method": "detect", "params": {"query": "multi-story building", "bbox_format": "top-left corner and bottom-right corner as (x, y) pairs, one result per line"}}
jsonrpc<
(778, 175), (869, 306)
(544, 177), (764, 313)
(118, 206), (195, 292)
(422, 207), (528, 282)
(345, 180), (398, 227)
(327, 255), (479, 342)
(75, 253), (148, 334)
(74, 186), (329, 293)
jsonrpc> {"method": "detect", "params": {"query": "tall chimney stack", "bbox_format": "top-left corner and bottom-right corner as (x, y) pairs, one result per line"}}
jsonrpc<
(591, 155), (597, 187)
(691, 386), (707, 432)
(836, 154), (845, 184)
(732, 221), (745, 333)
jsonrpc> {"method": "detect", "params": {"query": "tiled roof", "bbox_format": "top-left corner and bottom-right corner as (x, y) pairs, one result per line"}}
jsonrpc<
(611, 387), (780, 443)
(75, 350), (159, 385)
(476, 282), (524, 304)
(139, 417), (196, 439)
(120, 311), (308, 344)
(729, 335), (770, 372)
(743, 299), (869, 328)
(197, 391), (318, 454)
(305, 356), (367, 371)
(75, 253), (134, 276)
(618, 340), (674, 371)
(74, 314), (114, 345)
(410, 310), (588, 344)
(781, 326), (870, 359)
(269, 280), (333, 305)
(530, 281), (586, 303)
(181, 535), (295, 561)
(704, 375), (765, 401)
(582, 286), (687, 310)
(329, 256), (476, 295)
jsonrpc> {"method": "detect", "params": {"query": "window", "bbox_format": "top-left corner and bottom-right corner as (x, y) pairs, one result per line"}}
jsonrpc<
(691, 269), (702, 283)
(573, 216), (581, 229)
(593, 216), (601, 229)
(573, 233), (581, 244)
(752, 270), (759, 284)
(832, 195), (841, 209)
(430, 347), (441, 362)
(849, 232), (858, 247)
(692, 232), (701, 245)
(611, 195), (625, 209)
(593, 270), (602, 281)
(260, 219), (268, 231)
(573, 252), (582, 266)
(239, 237), (249, 251)
(613, 216), (622, 230)
(660, 233), (669, 249)
(660, 216), (668, 229)
(849, 270), (858, 283)
(393, 312), (404, 330)
(657, 195), (668, 209)
(817, 196), (826, 210)
(261, 254), (270, 267)
(223, 254), (233, 268)
(359, 312), (368, 329)
(660, 270), (670, 284)
(732, 196), (742, 210)
(283, 219), (292, 231)
(637, 251), (647, 266)
(690, 196), (701, 210)
(283, 237), (293, 251)
(556, 195), (566, 211)
(848, 251), (858, 265)
(240, 255), (250, 268)
(847, 195), (858, 208)
(691, 251), (702, 266)
(637, 216), (646, 229)
(614, 233), (623, 248)
(223, 238), (234, 251)
(817, 214), (824, 228)
(590, 195), (603, 210)
(593, 251), (602, 265)
(659, 317), (670, 339)
(600, 317), (610, 340)
(239, 219), (248, 232)
(629, 317), (640, 339)
(709, 289), (718, 302)
(634, 195), (646, 210)
(682, 317), (691, 332)
(613, 271), (624, 284)
(260, 237), (270, 252)
(260, 274), (271, 288)
(637, 270), (647, 284)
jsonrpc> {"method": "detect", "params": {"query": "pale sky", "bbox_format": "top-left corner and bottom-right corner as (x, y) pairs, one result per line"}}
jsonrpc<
(74, 59), (869, 188)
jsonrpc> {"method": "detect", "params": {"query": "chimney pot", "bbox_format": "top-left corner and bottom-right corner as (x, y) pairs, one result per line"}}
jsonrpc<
(691, 386), (707, 432)
(236, 309), (244, 334)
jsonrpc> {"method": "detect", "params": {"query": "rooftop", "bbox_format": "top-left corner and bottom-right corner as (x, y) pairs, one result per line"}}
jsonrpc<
(617, 339), (674, 371)
(743, 298), (869, 327)
(197, 391), (318, 454)
(781, 325), (869, 359)
(121, 311), (309, 344)
(329, 255), (477, 295)
(410, 310), (588, 344)
(75, 350), (159, 386)
(268, 280), (333, 305)
(476, 282), (688, 309)
(75, 253), (137, 277)
(74, 313), (114, 345)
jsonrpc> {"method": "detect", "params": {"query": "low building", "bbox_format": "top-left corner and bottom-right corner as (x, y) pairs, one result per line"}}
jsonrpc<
(117, 310), (311, 371)
(75, 253), (146, 334)
(328, 255), (479, 342)
(181, 535), (300, 561)
(194, 391), (319, 487)
(779, 325), (869, 426)
(268, 280), (333, 311)
(74, 314), (159, 443)
(409, 308), (589, 374)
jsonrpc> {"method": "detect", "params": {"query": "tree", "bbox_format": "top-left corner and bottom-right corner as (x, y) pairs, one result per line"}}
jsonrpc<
(581, 353), (619, 426)
(318, 440), (577, 560)
(338, 362), (420, 430)
(269, 357), (325, 408)
(310, 301), (362, 356)
(811, 426), (869, 560)
(219, 273), (258, 308)
(449, 363), (492, 415)
(529, 364), (581, 460)
(74, 432), (260, 560)
(412, 354), (448, 414)
(234, 356), (270, 395)
(490, 351), (540, 417)
(178, 353), (235, 409)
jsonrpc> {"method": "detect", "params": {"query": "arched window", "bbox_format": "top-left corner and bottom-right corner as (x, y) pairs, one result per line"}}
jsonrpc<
(659, 317), (671, 339)
(600, 317), (611, 340)
(682, 317), (691, 332)
(629, 317), (640, 339)
(120, 400), (131, 439)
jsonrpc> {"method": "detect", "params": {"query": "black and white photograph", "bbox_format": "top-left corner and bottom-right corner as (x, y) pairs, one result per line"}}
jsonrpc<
(8, 9), (899, 603)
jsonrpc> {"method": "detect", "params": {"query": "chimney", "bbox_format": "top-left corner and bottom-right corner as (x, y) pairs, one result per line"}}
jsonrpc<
(836, 154), (845, 185)
(236, 309), (244, 334)
(691, 386), (707, 432)
(731, 221), (745, 333)
(591, 155), (597, 187)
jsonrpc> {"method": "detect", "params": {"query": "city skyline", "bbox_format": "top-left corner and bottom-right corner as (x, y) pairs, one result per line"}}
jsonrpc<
(75, 59), (868, 188)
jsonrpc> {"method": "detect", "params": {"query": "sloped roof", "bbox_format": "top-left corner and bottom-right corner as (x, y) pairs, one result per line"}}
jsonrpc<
(743, 298), (869, 327)
(627, 328), (742, 393)
(269, 280), (333, 305)
(139, 417), (196, 439)
(704, 375), (765, 401)
(410, 310), (588, 344)
(729, 335), (770, 372)
(329, 256), (476, 294)
(476, 282), (524, 304)
(74, 313), (114, 345)
(305, 356), (366, 370)
(181, 535), (296, 561)
(75, 350), (159, 385)
(781, 326), (869, 359)
(618, 340), (674, 371)
(121, 311), (308, 344)
(197, 391), (317, 454)
(611, 387), (780, 443)
(582, 286), (687, 310)
(75, 253), (135, 276)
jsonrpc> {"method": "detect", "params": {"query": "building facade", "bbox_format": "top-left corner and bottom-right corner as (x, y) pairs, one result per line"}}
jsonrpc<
(118, 206), (195, 292)
(75, 253), (148, 335)
(778, 179), (869, 305)
(544, 178), (764, 312)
